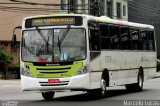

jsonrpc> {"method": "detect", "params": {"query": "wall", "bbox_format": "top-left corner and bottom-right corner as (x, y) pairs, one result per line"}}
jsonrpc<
(0, 0), (60, 41)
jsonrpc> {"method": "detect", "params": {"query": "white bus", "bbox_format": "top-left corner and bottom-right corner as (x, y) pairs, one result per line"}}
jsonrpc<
(19, 14), (156, 100)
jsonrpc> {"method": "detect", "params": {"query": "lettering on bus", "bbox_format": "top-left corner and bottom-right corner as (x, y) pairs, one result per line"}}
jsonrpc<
(25, 16), (83, 28)
(32, 18), (75, 26)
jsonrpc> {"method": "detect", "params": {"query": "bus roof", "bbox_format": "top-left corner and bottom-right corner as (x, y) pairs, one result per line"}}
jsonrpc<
(94, 16), (154, 29)
(23, 14), (154, 29)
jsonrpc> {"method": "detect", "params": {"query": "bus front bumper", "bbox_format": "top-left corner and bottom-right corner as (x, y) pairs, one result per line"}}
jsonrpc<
(21, 74), (90, 92)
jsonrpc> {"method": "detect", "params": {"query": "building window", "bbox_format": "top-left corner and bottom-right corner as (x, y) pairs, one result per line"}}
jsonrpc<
(68, 0), (77, 13)
(101, 0), (105, 15)
(107, 1), (112, 18)
(61, 0), (66, 10)
(89, 0), (96, 15)
(116, 2), (121, 19)
(123, 5), (126, 17)
(81, 0), (86, 13)
(89, 0), (101, 16)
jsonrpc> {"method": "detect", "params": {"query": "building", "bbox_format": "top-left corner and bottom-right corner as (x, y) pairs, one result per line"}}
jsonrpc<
(0, 0), (60, 53)
(61, 0), (128, 21)
(0, 0), (129, 43)
(0, 0), (129, 55)
(128, 0), (160, 59)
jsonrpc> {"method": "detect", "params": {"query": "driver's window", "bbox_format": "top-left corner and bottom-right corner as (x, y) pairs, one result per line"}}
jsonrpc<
(88, 22), (100, 51)
(88, 22), (100, 61)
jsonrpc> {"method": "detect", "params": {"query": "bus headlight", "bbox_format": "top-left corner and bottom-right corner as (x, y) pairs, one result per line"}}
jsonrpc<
(21, 68), (33, 77)
(75, 66), (89, 76)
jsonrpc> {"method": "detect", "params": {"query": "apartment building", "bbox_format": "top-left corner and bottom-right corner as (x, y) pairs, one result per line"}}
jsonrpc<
(61, 0), (128, 21)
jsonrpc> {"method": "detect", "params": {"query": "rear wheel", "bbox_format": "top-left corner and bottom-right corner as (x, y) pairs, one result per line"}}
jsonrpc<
(42, 91), (55, 100)
(135, 70), (144, 91)
(126, 68), (144, 92)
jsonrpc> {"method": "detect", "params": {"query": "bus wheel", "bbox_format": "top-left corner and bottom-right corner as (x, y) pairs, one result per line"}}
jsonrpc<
(41, 91), (55, 100)
(98, 70), (109, 97)
(87, 77), (107, 97)
(100, 77), (107, 96)
(135, 69), (144, 92)
(126, 68), (144, 92)
(94, 73), (107, 97)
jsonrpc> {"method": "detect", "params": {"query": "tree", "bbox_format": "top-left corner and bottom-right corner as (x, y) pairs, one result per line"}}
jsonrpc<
(0, 47), (12, 79)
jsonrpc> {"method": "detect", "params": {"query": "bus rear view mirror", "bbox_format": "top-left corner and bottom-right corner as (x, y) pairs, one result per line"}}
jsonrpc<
(12, 34), (17, 46)
(12, 26), (22, 52)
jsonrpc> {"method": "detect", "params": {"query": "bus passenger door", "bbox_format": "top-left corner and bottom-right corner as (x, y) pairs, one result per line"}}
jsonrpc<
(88, 22), (102, 89)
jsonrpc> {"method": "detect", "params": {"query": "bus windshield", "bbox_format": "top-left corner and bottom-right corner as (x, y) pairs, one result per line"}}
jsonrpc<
(22, 28), (86, 62)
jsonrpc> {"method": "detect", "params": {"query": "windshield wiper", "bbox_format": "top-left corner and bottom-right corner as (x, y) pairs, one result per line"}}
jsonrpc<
(23, 44), (42, 57)
(57, 25), (70, 53)
(35, 27), (49, 55)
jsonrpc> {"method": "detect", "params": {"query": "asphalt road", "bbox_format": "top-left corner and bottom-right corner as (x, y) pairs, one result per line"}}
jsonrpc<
(0, 78), (160, 106)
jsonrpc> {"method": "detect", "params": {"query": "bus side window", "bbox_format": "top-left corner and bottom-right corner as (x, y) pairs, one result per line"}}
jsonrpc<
(120, 27), (131, 50)
(100, 24), (110, 49)
(148, 30), (155, 51)
(110, 25), (121, 50)
(140, 30), (148, 50)
(130, 28), (140, 50)
(89, 23), (100, 51)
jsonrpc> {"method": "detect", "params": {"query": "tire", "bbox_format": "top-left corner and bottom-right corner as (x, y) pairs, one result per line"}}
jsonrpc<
(42, 91), (55, 100)
(99, 77), (107, 96)
(135, 69), (144, 92)
(88, 72), (108, 97)
(126, 68), (144, 92)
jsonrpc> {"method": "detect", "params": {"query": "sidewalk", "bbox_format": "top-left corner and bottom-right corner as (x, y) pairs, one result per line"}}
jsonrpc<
(0, 79), (20, 85)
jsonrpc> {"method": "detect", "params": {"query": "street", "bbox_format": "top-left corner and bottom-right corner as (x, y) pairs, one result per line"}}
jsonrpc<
(0, 78), (160, 106)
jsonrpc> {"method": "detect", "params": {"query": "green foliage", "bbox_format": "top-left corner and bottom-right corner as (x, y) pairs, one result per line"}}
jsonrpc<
(0, 48), (12, 64)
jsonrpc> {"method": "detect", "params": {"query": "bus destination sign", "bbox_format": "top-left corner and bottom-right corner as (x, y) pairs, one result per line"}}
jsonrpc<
(25, 16), (82, 28)
(32, 18), (75, 26)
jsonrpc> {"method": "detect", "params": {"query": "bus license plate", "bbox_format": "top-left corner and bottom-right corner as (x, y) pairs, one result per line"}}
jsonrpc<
(48, 79), (60, 83)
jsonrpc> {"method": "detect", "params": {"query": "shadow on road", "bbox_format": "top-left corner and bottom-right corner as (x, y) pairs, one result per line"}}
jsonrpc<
(33, 88), (149, 102)
(18, 89), (150, 106)
(52, 89), (146, 101)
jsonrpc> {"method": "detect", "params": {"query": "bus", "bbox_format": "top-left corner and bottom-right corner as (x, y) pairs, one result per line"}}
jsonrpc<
(19, 14), (156, 100)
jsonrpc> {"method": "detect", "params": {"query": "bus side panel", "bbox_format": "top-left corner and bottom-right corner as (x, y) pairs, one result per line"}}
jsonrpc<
(100, 51), (138, 85)
(91, 51), (156, 87)
(147, 68), (156, 79)
(141, 52), (156, 80)
(124, 52), (141, 85)
(89, 56), (102, 89)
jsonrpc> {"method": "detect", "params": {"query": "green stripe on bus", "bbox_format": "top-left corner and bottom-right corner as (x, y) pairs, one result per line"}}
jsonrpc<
(24, 61), (83, 78)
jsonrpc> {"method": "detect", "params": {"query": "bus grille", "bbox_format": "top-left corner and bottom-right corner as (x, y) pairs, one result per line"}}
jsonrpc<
(39, 81), (69, 86)
(36, 67), (71, 74)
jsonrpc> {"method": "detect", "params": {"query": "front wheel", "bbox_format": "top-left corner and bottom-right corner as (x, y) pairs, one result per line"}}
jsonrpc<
(87, 75), (107, 97)
(100, 78), (107, 96)
(42, 91), (55, 100)
(126, 69), (144, 92)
